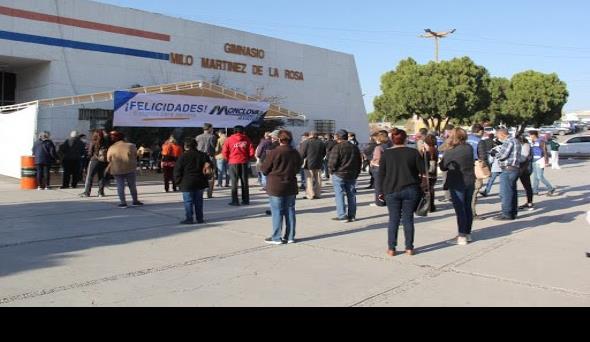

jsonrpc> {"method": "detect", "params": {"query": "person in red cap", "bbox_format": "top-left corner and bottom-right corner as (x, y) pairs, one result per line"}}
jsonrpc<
(106, 131), (143, 208)
(222, 126), (255, 206)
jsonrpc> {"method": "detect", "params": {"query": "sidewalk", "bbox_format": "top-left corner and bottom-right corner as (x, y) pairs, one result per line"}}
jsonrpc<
(0, 160), (589, 307)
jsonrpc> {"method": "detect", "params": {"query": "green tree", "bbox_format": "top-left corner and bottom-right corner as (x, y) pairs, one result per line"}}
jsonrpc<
(471, 77), (510, 126)
(374, 57), (491, 132)
(503, 71), (569, 132)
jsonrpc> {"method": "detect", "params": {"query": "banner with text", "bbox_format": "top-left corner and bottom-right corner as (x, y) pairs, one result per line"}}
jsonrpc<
(113, 91), (269, 128)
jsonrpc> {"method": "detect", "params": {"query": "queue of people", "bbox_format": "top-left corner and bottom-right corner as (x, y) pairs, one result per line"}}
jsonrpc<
(31, 122), (563, 257)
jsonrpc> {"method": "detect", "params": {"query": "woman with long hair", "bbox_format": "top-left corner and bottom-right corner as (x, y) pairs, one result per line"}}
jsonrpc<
(440, 128), (476, 246)
(379, 130), (425, 256)
(81, 129), (108, 197)
(423, 134), (439, 212)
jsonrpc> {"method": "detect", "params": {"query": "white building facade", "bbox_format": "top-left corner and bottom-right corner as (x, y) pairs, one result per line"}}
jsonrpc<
(0, 0), (368, 143)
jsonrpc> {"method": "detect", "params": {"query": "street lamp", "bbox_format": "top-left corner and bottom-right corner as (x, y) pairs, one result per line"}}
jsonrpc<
(420, 28), (456, 62)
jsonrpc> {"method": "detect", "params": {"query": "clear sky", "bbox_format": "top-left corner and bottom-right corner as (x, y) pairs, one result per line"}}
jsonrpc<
(97, 0), (590, 114)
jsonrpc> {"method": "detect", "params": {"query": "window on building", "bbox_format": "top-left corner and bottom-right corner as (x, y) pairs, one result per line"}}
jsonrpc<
(79, 108), (113, 130)
(285, 119), (308, 127)
(0, 72), (16, 106)
(314, 120), (336, 135)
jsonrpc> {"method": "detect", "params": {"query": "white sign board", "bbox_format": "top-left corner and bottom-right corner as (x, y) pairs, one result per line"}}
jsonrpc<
(113, 91), (269, 128)
(0, 104), (38, 179)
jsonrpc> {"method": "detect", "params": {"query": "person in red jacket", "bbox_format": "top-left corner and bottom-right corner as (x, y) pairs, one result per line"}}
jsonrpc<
(222, 126), (255, 206)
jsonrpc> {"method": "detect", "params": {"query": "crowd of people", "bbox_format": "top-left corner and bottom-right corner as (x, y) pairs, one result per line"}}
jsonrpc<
(32, 122), (566, 256)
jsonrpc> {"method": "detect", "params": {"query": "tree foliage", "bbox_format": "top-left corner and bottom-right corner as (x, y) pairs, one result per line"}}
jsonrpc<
(503, 71), (569, 129)
(374, 57), (491, 132)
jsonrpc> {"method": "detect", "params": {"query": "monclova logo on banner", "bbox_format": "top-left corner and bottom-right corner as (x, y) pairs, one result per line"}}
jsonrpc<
(113, 91), (269, 128)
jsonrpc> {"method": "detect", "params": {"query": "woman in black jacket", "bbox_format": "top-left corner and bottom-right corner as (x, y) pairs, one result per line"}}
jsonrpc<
(174, 139), (212, 225)
(378, 130), (425, 257)
(439, 128), (476, 246)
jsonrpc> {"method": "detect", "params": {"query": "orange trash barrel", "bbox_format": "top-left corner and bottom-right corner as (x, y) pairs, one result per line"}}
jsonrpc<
(21, 156), (37, 190)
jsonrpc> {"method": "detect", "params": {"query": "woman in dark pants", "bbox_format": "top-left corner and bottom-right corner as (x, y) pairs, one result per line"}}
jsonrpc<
(423, 134), (439, 212)
(518, 136), (535, 211)
(440, 128), (476, 246)
(32, 132), (58, 190)
(379, 130), (425, 256)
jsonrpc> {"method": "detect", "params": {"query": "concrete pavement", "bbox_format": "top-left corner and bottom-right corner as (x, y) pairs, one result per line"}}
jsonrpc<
(0, 159), (589, 307)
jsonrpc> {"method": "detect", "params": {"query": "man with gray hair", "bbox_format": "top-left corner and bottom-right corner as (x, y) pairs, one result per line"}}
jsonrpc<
(58, 130), (86, 189)
(32, 132), (58, 190)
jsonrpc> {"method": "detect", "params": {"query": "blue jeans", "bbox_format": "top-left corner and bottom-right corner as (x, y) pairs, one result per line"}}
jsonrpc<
(449, 185), (475, 236)
(216, 159), (228, 187)
(499, 169), (519, 219)
(484, 172), (501, 195)
(532, 163), (555, 194)
(183, 190), (204, 222)
(269, 195), (296, 242)
(385, 186), (420, 250)
(260, 173), (267, 188)
(332, 175), (357, 219)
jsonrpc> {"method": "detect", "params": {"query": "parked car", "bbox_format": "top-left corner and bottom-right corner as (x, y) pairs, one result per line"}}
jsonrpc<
(539, 126), (572, 136)
(559, 135), (590, 158)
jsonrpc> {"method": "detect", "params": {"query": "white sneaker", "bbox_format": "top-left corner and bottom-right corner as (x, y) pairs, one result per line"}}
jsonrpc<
(457, 237), (469, 246)
(37, 187), (42, 191)
(369, 203), (378, 207)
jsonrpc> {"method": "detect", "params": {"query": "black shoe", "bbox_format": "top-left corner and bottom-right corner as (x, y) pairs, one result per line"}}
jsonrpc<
(493, 216), (514, 221)
(332, 217), (348, 222)
(265, 210), (272, 216)
(347, 217), (357, 223)
(479, 191), (488, 198)
(547, 189), (557, 197)
(60, 186), (69, 189)
(586, 252), (590, 258)
(118, 204), (128, 209)
(196, 220), (205, 224)
(242, 202), (250, 206)
(519, 204), (535, 211)
(180, 220), (194, 225)
(132, 201), (144, 207)
(229, 202), (240, 206)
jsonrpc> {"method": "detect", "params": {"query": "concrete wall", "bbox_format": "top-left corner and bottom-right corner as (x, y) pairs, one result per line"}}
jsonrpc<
(0, 0), (368, 143)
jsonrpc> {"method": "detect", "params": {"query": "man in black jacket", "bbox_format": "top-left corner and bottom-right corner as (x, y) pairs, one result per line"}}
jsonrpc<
(174, 139), (212, 225)
(324, 134), (337, 179)
(300, 131), (326, 199)
(329, 129), (362, 222)
(58, 131), (87, 189)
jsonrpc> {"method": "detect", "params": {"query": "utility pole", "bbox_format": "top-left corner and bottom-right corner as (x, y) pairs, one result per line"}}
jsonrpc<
(420, 29), (456, 62)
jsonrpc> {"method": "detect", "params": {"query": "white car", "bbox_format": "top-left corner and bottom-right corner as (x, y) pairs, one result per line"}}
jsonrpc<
(559, 135), (590, 158)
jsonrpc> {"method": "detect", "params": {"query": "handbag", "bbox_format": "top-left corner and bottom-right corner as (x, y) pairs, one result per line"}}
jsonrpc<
(474, 160), (491, 179)
(415, 154), (431, 217)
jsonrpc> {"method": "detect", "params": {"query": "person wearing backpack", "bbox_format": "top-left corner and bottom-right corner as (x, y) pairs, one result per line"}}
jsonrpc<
(80, 130), (109, 198)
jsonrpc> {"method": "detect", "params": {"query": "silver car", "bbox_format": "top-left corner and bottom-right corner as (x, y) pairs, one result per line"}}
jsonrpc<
(539, 126), (572, 136)
(559, 135), (590, 158)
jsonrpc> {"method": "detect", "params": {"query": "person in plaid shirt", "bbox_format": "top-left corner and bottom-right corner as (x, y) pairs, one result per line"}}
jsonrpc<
(492, 128), (521, 221)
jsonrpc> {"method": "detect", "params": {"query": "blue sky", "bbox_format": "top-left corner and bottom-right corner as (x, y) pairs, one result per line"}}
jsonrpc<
(97, 0), (590, 114)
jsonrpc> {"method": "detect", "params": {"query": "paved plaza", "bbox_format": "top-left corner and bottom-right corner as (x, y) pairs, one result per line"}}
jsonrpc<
(0, 159), (589, 307)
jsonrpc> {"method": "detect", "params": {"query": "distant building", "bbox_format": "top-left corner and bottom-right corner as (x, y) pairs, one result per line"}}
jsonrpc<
(564, 110), (590, 122)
